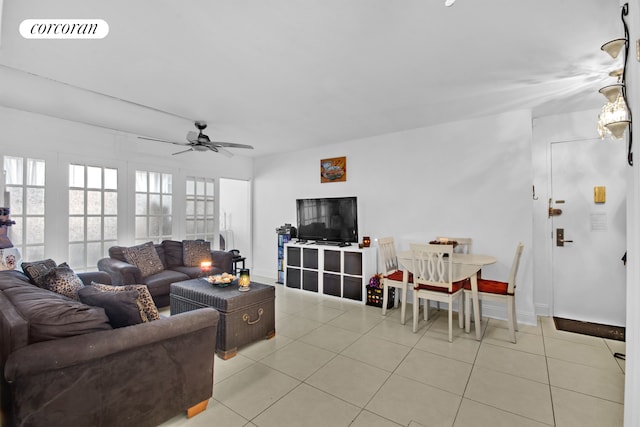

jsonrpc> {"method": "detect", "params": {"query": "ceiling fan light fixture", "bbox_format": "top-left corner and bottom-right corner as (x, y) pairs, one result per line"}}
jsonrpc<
(601, 38), (626, 59)
(444, 0), (456, 6)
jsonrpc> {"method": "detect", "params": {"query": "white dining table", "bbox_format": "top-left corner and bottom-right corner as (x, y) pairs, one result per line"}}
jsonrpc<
(396, 250), (497, 340)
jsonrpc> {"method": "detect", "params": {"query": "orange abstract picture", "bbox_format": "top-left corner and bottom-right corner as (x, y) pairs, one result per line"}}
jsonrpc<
(320, 156), (347, 183)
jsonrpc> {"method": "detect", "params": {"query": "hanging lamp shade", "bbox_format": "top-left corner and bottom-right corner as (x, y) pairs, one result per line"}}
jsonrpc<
(598, 93), (630, 139)
(601, 38), (626, 59)
(599, 84), (624, 102)
(605, 120), (630, 138)
(609, 68), (623, 79)
(605, 120), (631, 139)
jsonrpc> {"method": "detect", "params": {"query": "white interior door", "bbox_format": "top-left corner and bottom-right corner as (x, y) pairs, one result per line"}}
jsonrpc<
(551, 138), (627, 326)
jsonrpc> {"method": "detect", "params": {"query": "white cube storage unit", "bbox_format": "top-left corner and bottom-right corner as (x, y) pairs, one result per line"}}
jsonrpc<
(284, 243), (376, 302)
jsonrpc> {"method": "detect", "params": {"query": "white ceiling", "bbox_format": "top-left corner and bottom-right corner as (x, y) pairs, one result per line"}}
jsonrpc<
(0, 0), (624, 158)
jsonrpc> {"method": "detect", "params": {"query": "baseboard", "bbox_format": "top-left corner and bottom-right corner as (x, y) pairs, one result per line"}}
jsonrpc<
(534, 303), (551, 317)
(251, 269), (277, 283)
(425, 300), (537, 326)
(251, 273), (539, 326)
(479, 301), (537, 326)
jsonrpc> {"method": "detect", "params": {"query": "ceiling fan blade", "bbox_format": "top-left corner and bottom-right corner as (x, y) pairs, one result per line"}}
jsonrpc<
(212, 145), (234, 158)
(138, 135), (188, 146)
(172, 148), (194, 155)
(186, 131), (199, 144)
(215, 142), (254, 149)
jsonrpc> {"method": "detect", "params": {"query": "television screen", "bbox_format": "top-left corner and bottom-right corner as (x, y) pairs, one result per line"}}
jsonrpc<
(296, 197), (358, 243)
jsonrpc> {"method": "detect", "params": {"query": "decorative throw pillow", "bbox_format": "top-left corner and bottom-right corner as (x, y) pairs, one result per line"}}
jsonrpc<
(21, 258), (58, 287)
(90, 282), (160, 322)
(182, 240), (212, 267)
(0, 247), (21, 271)
(78, 286), (142, 328)
(122, 242), (164, 279)
(41, 263), (85, 301)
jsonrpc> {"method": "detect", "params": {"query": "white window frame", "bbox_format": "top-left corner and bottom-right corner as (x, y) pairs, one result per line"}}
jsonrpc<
(2, 156), (46, 261)
(68, 164), (118, 271)
(134, 170), (173, 244)
(185, 176), (215, 242)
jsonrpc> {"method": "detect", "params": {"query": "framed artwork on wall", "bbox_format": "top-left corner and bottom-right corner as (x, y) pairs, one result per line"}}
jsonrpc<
(320, 156), (346, 183)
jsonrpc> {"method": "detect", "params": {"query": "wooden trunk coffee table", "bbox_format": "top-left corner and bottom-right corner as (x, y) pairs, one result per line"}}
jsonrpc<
(170, 279), (276, 359)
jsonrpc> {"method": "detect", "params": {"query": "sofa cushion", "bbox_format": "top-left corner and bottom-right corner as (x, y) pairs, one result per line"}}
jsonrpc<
(78, 286), (143, 328)
(21, 259), (57, 287)
(162, 240), (184, 268)
(3, 284), (112, 343)
(122, 242), (164, 279)
(171, 265), (217, 279)
(154, 244), (167, 267)
(117, 243), (167, 267)
(108, 245), (127, 262)
(91, 282), (160, 322)
(211, 250), (234, 275)
(145, 269), (189, 290)
(41, 263), (85, 301)
(0, 269), (33, 290)
(182, 240), (212, 267)
(0, 247), (21, 270)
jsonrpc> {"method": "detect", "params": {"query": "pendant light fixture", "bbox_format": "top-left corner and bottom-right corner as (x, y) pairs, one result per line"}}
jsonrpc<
(597, 3), (633, 165)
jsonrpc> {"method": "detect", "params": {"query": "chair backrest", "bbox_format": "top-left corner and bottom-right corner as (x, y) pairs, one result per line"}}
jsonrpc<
(507, 242), (525, 294)
(378, 237), (399, 274)
(435, 237), (472, 254)
(410, 243), (453, 291)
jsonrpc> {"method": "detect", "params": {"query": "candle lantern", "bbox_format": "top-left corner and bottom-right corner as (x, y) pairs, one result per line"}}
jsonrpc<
(363, 236), (371, 247)
(200, 261), (212, 278)
(238, 268), (251, 291)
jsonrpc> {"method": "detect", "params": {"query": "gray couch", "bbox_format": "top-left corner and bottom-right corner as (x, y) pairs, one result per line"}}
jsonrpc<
(98, 240), (234, 307)
(0, 269), (219, 427)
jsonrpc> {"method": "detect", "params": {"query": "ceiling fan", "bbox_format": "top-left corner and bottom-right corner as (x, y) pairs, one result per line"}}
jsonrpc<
(138, 121), (254, 157)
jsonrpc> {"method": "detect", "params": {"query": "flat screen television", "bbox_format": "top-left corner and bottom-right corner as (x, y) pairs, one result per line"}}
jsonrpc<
(296, 196), (358, 243)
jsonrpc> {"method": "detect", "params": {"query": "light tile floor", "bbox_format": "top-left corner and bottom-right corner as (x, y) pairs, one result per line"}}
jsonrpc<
(159, 278), (625, 427)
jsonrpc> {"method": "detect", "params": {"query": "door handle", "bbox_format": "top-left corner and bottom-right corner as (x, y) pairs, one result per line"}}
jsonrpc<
(556, 228), (574, 247)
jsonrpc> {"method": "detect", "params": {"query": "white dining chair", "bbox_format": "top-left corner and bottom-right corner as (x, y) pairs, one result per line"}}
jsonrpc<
(433, 237), (472, 311)
(463, 242), (524, 343)
(410, 243), (465, 341)
(378, 237), (411, 324)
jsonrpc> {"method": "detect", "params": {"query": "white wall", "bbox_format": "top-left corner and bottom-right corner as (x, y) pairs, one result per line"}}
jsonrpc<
(253, 110), (536, 324)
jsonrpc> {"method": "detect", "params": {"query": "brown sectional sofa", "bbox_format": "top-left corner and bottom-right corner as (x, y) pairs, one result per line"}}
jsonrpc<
(0, 269), (219, 427)
(97, 240), (234, 307)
